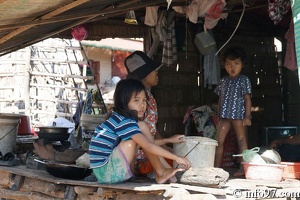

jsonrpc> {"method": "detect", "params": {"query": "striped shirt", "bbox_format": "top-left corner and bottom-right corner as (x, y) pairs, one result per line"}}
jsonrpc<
(214, 74), (251, 119)
(89, 112), (141, 168)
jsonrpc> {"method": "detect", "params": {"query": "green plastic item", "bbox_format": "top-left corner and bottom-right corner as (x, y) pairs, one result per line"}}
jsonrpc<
(233, 147), (266, 164)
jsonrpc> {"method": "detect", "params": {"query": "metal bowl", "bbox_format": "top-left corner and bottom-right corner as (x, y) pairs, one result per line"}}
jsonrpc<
(36, 132), (69, 141)
(258, 147), (281, 164)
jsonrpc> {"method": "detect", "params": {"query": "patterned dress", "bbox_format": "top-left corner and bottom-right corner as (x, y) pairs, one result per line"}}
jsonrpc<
(214, 74), (251, 119)
(144, 89), (158, 136)
(134, 88), (158, 176)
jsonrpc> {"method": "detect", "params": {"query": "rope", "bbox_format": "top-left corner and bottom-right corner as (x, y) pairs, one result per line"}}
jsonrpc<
(0, 124), (19, 141)
(215, 0), (246, 55)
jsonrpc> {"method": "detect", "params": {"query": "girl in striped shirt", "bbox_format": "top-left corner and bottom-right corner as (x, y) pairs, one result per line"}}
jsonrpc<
(89, 79), (191, 184)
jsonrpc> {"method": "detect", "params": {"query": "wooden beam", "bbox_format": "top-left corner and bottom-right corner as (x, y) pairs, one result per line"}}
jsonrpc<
(0, 0), (91, 45)
(31, 72), (94, 80)
(0, 0), (187, 31)
(11, 175), (25, 191)
(170, 183), (226, 196)
(29, 83), (89, 91)
(0, 187), (61, 200)
(0, 0), (166, 56)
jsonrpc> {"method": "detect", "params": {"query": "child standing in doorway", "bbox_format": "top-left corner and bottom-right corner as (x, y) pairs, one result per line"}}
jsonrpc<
(214, 46), (252, 176)
(89, 79), (191, 184)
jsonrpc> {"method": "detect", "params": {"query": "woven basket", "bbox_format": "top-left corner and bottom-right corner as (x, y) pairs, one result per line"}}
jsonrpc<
(281, 162), (300, 179)
(242, 162), (286, 181)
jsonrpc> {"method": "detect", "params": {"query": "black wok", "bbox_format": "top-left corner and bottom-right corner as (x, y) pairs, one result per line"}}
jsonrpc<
(45, 163), (92, 180)
(35, 159), (92, 180)
(36, 126), (70, 141)
(37, 126), (69, 134)
(36, 132), (69, 141)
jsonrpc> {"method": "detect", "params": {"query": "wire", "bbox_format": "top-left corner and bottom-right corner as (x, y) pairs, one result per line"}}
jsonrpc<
(215, 0), (246, 55)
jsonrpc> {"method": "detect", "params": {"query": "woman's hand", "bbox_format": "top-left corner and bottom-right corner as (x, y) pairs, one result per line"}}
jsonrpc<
(168, 134), (186, 144)
(270, 139), (280, 148)
(175, 156), (191, 170)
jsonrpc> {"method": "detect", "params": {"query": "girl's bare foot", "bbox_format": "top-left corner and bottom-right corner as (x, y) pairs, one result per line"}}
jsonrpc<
(167, 175), (177, 183)
(155, 168), (184, 184)
(234, 167), (244, 177)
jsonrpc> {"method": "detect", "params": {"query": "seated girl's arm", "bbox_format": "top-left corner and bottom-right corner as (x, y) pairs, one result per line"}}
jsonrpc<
(139, 121), (185, 146)
(131, 127), (190, 169)
(154, 134), (185, 146)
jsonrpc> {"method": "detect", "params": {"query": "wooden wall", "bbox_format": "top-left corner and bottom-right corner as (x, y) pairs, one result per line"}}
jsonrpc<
(151, 19), (296, 149)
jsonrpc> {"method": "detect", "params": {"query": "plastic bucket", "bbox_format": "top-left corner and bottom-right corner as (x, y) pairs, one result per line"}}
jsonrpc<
(0, 113), (21, 154)
(173, 136), (218, 168)
(17, 115), (32, 135)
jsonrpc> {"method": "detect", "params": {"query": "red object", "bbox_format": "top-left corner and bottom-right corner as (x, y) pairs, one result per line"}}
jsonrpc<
(18, 115), (33, 135)
(137, 159), (153, 176)
(166, 158), (173, 167)
(282, 162), (300, 179)
(207, 0), (224, 19)
(71, 25), (88, 41)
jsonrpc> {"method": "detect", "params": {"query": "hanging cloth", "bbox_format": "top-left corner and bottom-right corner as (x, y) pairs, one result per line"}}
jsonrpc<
(161, 10), (177, 67)
(268, 0), (291, 25)
(284, 18), (297, 71)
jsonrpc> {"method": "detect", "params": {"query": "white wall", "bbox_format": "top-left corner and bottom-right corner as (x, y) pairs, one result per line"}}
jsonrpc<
(82, 47), (112, 84)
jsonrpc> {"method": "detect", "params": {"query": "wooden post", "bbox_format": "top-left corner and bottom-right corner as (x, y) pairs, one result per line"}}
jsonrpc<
(25, 46), (31, 117)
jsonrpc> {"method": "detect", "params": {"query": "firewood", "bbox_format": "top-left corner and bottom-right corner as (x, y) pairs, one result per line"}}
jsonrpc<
(33, 139), (85, 163)
(74, 186), (97, 195)
(0, 187), (61, 200)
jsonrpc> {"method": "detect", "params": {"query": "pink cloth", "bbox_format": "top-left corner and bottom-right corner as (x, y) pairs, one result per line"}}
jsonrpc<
(173, 0), (227, 29)
(284, 19), (297, 71)
(71, 25), (88, 41)
(268, 0), (291, 25)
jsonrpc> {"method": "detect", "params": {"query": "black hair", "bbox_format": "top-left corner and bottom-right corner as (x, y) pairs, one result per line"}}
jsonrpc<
(221, 46), (247, 65)
(113, 79), (147, 121)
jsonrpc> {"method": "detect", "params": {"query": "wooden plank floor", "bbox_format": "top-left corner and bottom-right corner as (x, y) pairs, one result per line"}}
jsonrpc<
(0, 165), (300, 199)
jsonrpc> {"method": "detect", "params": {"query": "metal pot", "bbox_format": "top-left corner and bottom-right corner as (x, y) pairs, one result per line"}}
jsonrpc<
(258, 146), (281, 164)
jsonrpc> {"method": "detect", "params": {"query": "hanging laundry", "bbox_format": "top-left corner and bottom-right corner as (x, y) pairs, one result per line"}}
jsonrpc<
(162, 11), (177, 67)
(71, 25), (88, 41)
(284, 18), (297, 71)
(203, 31), (220, 88)
(172, 0), (227, 30)
(144, 6), (160, 26)
(268, 0), (291, 25)
(205, 0), (228, 29)
(291, 0), (300, 83)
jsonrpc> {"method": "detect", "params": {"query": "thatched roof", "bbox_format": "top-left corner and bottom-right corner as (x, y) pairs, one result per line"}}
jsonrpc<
(0, 0), (291, 56)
